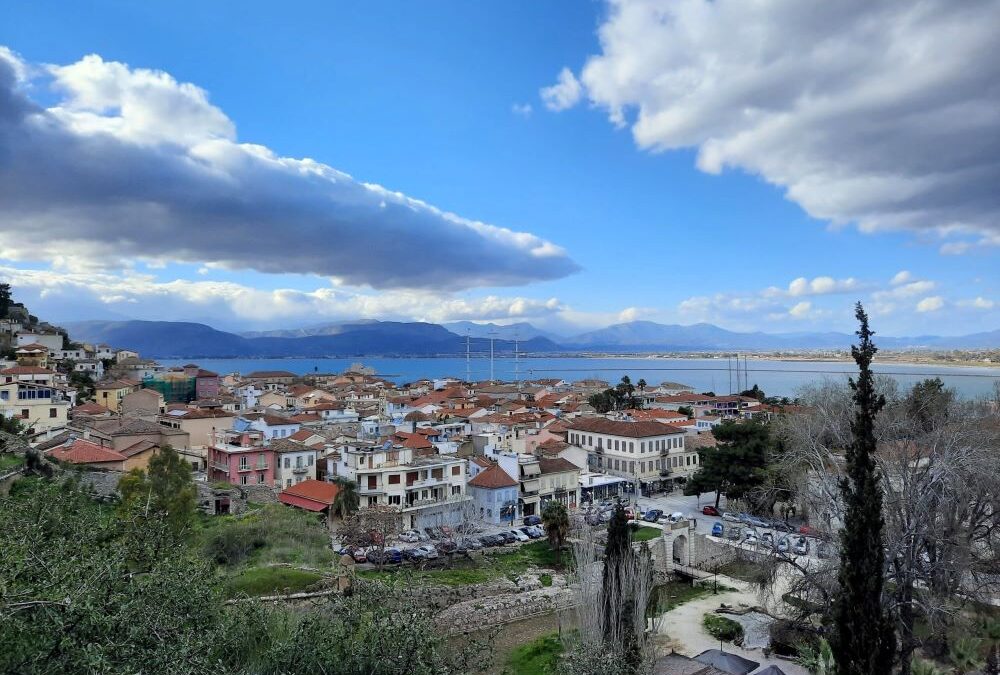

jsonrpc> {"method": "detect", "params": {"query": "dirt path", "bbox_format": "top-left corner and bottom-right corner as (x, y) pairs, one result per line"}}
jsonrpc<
(655, 577), (808, 675)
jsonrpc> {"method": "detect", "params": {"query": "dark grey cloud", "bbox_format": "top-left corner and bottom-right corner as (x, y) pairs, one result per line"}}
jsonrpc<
(0, 49), (579, 289)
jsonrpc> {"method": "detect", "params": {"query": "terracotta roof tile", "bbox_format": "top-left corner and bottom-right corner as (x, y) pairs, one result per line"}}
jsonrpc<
(468, 463), (517, 489)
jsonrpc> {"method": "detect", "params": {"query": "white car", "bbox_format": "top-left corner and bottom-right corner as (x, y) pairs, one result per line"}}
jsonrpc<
(722, 512), (741, 523)
(414, 544), (439, 560)
(399, 530), (420, 543)
(526, 525), (544, 537)
(508, 529), (530, 542)
(667, 512), (685, 524)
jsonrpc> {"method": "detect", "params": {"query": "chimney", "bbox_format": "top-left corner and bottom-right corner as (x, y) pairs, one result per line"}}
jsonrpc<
(83, 428), (90, 440)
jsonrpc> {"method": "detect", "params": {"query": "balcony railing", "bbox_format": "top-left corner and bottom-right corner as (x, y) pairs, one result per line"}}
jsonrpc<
(406, 476), (445, 489)
(402, 494), (470, 510)
(238, 464), (269, 472)
(292, 466), (309, 474)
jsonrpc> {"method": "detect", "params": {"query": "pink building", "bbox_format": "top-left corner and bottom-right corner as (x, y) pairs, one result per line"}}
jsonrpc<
(208, 429), (275, 487)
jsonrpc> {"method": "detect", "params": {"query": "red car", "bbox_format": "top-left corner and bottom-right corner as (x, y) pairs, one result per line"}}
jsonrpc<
(798, 525), (820, 537)
(702, 505), (720, 516)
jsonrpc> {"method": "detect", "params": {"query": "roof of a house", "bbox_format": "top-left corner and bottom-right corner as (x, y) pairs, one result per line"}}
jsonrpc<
(289, 429), (319, 442)
(568, 417), (686, 438)
(468, 463), (518, 489)
(278, 479), (340, 511)
(71, 402), (110, 416)
(46, 438), (126, 464)
(119, 439), (160, 458)
(1, 366), (55, 375)
(246, 370), (296, 379)
(15, 343), (49, 351)
(538, 457), (579, 475)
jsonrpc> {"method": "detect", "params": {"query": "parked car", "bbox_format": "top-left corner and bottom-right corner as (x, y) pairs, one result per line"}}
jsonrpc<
(436, 541), (457, 554)
(643, 509), (664, 522)
(776, 537), (790, 554)
(702, 505), (720, 516)
(497, 532), (517, 544)
(737, 512), (753, 524)
(711, 521), (725, 537)
(352, 548), (369, 563)
(523, 515), (542, 526)
(667, 512), (685, 524)
(722, 511), (741, 523)
(770, 521), (795, 533)
(528, 525), (545, 537)
(745, 515), (770, 529)
(743, 527), (759, 540)
(761, 532), (774, 548)
(423, 527), (438, 540)
(461, 537), (484, 550)
(399, 530), (420, 543)
(508, 529), (530, 542)
(414, 544), (439, 560)
(793, 537), (810, 556)
(599, 511), (613, 523)
(479, 535), (500, 547)
(798, 524), (820, 537)
(382, 548), (403, 564)
(817, 542), (832, 559)
(519, 526), (542, 539)
(727, 526), (742, 540)
(744, 534), (759, 547)
(402, 548), (424, 562)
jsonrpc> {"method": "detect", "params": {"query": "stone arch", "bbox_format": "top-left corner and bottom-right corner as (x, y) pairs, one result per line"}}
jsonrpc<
(672, 534), (689, 566)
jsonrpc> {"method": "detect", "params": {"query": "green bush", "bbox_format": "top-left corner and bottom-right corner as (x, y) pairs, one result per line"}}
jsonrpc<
(703, 614), (744, 643)
(504, 633), (563, 675)
(223, 567), (323, 598)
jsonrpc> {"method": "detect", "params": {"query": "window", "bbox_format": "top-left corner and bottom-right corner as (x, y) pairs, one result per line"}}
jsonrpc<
(20, 409), (29, 419)
(283, 457), (290, 468)
(389, 495), (401, 505)
(240, 475), (248, 485)
(451, 465), (460, 476)
(49, 408), (57, 418)
(451, 485), (461, 495)
(239, 457), (248, 471)
(640, 442), (645, 452)
(629, 442), (634, 453)
(388, 474), (400, 485)
(295, 456), (303, 468)
(286, 479), (292, 487)
(367, 476), (377, 490)
(307, 455), (314, 466)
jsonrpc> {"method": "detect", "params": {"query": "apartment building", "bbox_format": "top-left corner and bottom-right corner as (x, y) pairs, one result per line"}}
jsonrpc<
(270, 438), (318, 488)
(567, 417), (699, 494)
(333, 442), (469, 530)
(208, 429), (275, 487)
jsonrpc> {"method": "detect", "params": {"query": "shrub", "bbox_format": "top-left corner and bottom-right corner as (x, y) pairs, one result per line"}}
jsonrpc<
(703, 614), (743, 643)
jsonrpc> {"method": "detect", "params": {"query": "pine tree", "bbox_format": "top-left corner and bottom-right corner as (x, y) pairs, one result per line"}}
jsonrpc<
(830, 303), (896, 674)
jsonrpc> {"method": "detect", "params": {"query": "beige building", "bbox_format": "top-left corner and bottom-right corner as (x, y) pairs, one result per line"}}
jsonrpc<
(0, 380), (70, 432)
(95, 379), (140, 412)
(157, 407), (236, 469)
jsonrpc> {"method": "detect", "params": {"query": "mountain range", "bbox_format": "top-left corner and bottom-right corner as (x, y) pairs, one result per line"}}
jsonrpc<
(61, 318), (1000, 359)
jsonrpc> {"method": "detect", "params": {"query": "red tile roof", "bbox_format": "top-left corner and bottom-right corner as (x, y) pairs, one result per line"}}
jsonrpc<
(46, 438), (126, 465)
(538, 457), (579, 474)
(468, 463), (517, 489)
(1, 366), (55, 375)
(278, 479), (340, 511)
(569, 417), (686, 438)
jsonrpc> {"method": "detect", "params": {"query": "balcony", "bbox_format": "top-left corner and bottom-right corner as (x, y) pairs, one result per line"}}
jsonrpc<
(238, 464), (269, 472)
(292, 466), (309, 474)
(211, 462), (230, 473)
(521, 478), (541, 495)
(402, 494), (470, 511)
(406, 476), (445, 489)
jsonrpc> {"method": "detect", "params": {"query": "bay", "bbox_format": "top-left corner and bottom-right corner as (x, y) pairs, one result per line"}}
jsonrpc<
(159, 356), (1000, 399)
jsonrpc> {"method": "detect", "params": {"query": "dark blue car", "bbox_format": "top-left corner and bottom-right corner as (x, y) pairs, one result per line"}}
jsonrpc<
(523, 515), (542, 526)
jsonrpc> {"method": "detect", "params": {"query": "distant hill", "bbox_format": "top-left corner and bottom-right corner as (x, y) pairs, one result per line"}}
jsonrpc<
(64, 320), (561, 359)
(443, 321), (566, 343)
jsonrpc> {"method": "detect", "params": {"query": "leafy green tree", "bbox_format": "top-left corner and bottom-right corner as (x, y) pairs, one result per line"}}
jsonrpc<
(677, 405), (694, 418)
(830, 303), (896, 675)
(588, 390), (615, 414)
(906, 377), (953, 433)
(118, 445), (196, 533)
(541, 500), (570, 565)
(739, 384), (766, 402)
(683, 420), (771, 509)
(331, 476), (360, 519)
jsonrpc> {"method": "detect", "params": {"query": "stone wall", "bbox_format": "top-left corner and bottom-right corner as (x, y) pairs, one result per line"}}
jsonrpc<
(433, 571), (576, 634)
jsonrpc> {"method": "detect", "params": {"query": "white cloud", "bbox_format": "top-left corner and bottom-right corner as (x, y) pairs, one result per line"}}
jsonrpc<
(788, 301), (812, 318)
(891, 270), (912, 286)
(0, 264), (568, 328)
(916, 296), (944, 313)
(560, 0), (1000, 253)
(540, 67), (583, 112)
(0, 48), (578, 291)
(787, 275), (859, 297)
(957, 296), (995, 310)
(511, 102), (533, 117)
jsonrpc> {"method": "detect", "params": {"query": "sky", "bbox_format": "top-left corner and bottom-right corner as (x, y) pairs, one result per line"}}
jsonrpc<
(0, 0), (997, 337)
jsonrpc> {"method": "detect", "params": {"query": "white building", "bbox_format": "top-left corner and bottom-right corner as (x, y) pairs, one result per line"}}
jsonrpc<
(567, 417), (699, 495)
(16, 332), (62, 351)
(333, 442), (469, 530)
(271, 438), (318, 489)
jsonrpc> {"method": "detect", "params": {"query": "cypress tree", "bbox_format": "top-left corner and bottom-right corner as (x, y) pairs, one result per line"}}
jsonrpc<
(830, 303), (896, 674)
(602, 505), (642, 670)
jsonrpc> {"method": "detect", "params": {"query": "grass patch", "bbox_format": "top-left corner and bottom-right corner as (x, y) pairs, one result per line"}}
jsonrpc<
(200, 503), (333, 568)
(223, 566), (323, 598)
(718, 559), (768, 584)
(539, 573), (553, 587)
(0, 454), (24, 472)
(703, 614), (744, 643)
(631, 526), (662, 542)
(357, 567), (494, 587)
(503, 633), (563, 675)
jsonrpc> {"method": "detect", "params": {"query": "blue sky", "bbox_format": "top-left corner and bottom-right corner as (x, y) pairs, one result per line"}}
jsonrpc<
(0, 1), (997, 336)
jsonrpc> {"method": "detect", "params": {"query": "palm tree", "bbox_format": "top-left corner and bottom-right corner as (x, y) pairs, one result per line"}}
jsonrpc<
(949, 637), (983, 675)
(541, 500), (570, 567)
(637, 378), (646, 393)
(331, 477), (360, 520)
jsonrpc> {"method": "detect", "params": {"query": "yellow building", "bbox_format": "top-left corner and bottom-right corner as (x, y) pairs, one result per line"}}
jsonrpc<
(94, 379), (140, 412)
